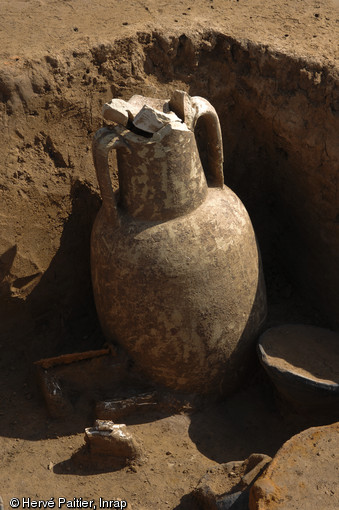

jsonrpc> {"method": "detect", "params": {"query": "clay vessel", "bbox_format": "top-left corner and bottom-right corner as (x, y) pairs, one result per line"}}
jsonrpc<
(91, 90), (267, 395)
(258, 324), (339, 415)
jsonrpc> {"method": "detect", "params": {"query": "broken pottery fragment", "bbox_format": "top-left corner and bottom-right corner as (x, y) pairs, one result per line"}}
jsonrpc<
(80, 419), (142, 470)
(132, 105), (180, 133)
(249, 422), (339, 509)
(102, 96), (180, 131)
(169, 89), (196, 128)
(85, 419), (140, 458)
(102, 98), (140, 126)
(34, 347), (130, 418)
(96, 393), (159, 421)
(193, 453), (271, 509)
(128, 93), (171, 113)
(35, 368), (73, 418)
(96, 391), (196, 421)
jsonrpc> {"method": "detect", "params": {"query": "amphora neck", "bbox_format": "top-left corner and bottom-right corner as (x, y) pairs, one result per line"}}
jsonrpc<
(93, 90), (224, 225)
(117, 123), (208, 222)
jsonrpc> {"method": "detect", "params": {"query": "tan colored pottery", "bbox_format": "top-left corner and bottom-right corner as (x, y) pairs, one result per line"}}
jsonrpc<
(249, 422), (339, 509)
(91, 90), (267, 394)
(258, 324), (339, 414)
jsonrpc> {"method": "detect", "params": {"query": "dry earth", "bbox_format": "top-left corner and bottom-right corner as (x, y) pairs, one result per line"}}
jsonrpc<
(0, 1), (339, 509)
(1, 0), (339, 63)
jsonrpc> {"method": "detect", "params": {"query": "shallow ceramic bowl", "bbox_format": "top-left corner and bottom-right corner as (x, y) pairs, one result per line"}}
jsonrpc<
(258, 324), (339, 413)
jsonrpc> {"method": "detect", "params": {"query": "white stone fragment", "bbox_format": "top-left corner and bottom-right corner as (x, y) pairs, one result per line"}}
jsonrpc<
(94, 419), (116, 431)
(85, 420), (140, 459)
(128, 94), (170, 113)
(132, 105), (180, 134)
(102, 99), (129, 125)
(102, 99), (140, 126)
(169, 89), (196, 129)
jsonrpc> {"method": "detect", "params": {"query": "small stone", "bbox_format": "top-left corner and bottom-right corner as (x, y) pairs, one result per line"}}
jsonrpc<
(48, 461), (54, 470)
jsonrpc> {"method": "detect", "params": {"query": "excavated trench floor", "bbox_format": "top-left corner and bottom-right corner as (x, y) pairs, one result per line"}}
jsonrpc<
(0, 3), (338, 509)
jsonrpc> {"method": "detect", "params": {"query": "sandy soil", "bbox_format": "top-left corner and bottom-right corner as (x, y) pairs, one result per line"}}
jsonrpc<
(0, 1), (338, 509)
(1, 0), (338, 64)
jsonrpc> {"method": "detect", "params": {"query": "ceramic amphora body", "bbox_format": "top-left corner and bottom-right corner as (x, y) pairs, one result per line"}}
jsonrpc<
(91, 92), (267, 395)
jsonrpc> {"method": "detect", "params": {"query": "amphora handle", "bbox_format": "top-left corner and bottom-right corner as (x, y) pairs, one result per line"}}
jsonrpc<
(191, 96), (224, 188)
(92, 126), (127, 224)
(170, 91), (224, 188)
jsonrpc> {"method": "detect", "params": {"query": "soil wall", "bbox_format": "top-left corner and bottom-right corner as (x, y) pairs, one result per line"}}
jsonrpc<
(0, 30), (338, 358)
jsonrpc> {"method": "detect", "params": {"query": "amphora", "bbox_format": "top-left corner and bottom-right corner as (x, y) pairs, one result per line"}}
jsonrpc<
(91, 90), (266, 394)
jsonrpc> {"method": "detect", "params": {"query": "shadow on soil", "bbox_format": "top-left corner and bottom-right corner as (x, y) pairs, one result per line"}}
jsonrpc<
(0, 182), (333, 490)
(0, 180), (107, 441)
(48, 372), (337, 479)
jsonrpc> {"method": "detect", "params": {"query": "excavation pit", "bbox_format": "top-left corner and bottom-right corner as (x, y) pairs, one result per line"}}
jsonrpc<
(0, 20), (338, 510)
